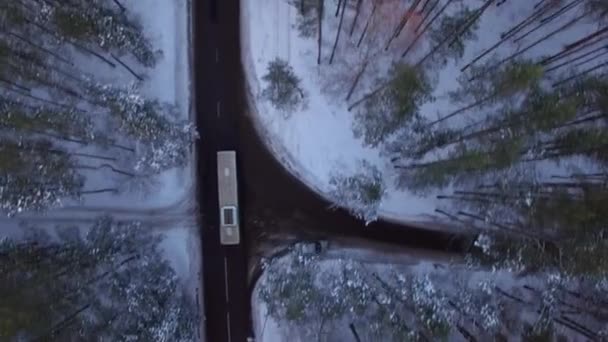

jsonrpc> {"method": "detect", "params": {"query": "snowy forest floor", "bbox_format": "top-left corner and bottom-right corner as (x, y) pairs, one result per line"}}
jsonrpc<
(241, 0), (606, 228)
(1, 0), (200, 310)
(252, 246), (608, 342)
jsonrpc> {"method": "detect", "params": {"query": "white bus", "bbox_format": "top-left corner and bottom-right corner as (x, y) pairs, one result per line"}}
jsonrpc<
(217, 151), (240, 245)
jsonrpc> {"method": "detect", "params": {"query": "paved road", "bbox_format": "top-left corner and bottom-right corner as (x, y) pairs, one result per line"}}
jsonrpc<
(195, 0), (472, 341)
(195, 0), (251, 341)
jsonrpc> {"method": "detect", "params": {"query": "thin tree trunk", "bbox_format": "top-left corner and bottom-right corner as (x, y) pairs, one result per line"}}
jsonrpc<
(403, 0), (454, 58)
(335, 0), (342, 17)
(317, 0), (324, 64)
(385, 0), (423, 51)
(317, 317), (326, 342)
(456, 324), (478, 342)
(569, 49), (608, 69)
(0, 77), (31, 92)
(345, 60), (368, 101)
(418, 0), (494, 67)
(34, 304), (91, 341)
(512, 0), (585, 44)
(490, 11), (588, 71)
(329, 0), (347, 64)
(420, 0), (432, 13)
(426, 93), (495, 127)
(80, 188), (119, 195)
(558, 316), (598, 339)
(461, 1), (553, 71)
(447, 0), (495, 48)
(545, 45), (608, 73)
(564, 24), (608, 51)
(356, 2), (376, 48)
(541, 35), (608, 66)
(112, 0), (126, 12)
(1, 30), (72, 65)
(349, 323), (362, 342)
(414, 0), (441, 33)
(0, 82), (84, 111)
(111, 54), (143, 81)
(349, 0), (363, 37)
(459, 211), (552, 240)
(552, 60), (608, 87)
(76, 163), (137, 177)
(499, 0), (552, 39)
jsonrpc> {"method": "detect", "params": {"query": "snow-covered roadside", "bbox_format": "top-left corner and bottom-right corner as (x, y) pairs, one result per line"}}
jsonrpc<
(241, 0), (600, 228)
(252, 248), (606, 342)
(241, 0), (438, 226)
(77, 0), (195, 210)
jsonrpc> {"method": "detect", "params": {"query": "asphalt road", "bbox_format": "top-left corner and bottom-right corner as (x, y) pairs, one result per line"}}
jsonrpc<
(196, 0), (472, 341)
(195, 0), (251, 341)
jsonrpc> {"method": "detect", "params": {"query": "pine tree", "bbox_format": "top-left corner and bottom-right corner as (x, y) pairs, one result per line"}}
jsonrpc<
(0, 217), (196, 341)
(262, 58), (306, 115)
(353, 63), (432, 147)
(290, 0), (319, 38)
(329, 160), (385, 224)
(428, 6), (480, 66)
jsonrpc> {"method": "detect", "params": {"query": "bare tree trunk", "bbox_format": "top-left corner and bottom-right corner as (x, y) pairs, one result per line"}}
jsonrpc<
(385, 0), (423, 51)
(420, 0), (432, 13)
(456, 324), (478, 342)
(447, 0), (495, 48)
(335, 0), (342, 17)
(414, 0), (441, 33)
(317, 0), (324, 64)
(356, 2), (376, 48)
(1, 30), (72, 65)
(76, 163), (137, 178)
(345, 60), (368, 101)
(427, 93), (495, 127)
(552, 60), (608, 87)
(418, 0), (494, 67)
(512, 0), (585, 44)
(34, 304), (91, 341)
(349, 0), (363, 37)
(542, 35), (608, 65)
(111, 54), (143, 81)
(500, 0), (552, 40)
(0, 77), (31, 92)
(488, 11), (588, 72)
(349, 323), (362, 342)
(545, 45), (608, 73)
(461, 1), (553, 71)
(329, 0), (348, 64)
(564, 26), (608, 51)
(403, 0), (454, 58)
(569, 49), (608, 69)
(112, 0), (126, 12)
(80, 188), (119, 195)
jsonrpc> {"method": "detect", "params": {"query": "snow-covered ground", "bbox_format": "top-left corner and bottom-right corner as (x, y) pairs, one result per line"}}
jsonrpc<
(1, 0), (199, 311)
(241, 0), (601, 227)
(79, 0), (195, 210)
(87, 0), (199, 299)
(252, 247), (607, 341)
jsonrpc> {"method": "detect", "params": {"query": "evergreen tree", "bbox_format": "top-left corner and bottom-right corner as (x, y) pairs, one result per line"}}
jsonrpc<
(290, 0), (320, 38)
(353, 63), (432, 147)
(0, 217), (196, 341)
(262, 58), (306, 115)
(329, 160), (385, 224)
(428, 6), (479, 66)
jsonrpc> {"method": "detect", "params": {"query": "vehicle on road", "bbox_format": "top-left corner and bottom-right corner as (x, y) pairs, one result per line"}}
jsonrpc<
(217, 151), (240, 245)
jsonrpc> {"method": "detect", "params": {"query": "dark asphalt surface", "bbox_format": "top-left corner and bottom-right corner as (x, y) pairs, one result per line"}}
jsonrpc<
(196, 1), (472, 341)
(195, 0), (250, 341)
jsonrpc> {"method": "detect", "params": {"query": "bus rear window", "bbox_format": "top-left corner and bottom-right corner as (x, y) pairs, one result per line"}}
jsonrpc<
(222, 207), (235, 226)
